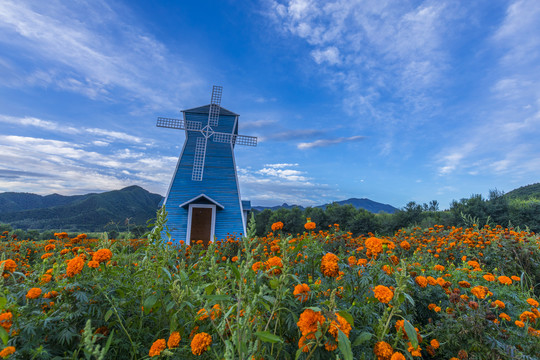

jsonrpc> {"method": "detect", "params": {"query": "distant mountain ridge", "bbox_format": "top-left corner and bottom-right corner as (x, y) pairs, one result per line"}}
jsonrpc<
(252, 197), (398, 214)
(0, 185), (162, 231)
(504, 183), (540, 200)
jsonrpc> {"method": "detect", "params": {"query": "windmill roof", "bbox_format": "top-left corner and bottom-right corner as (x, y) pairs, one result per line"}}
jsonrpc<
(182, 104), (239, 116)
(179, 194), (225, 209)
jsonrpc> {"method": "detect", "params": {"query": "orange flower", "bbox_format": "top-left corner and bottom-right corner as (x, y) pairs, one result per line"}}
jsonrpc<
(93, 249), (112, 263)
(498, 276), (512, 285)
(374, 341), (393, 360)
(297, 309), (325, 338)
(434, 265), (445, 272)
(191, 332), (212, 355)
(391, 352), (405, 360)
(293, 284), (310, 303)
(499, 313), (511, 321)
(304, 222), (316, 231)
(271, 222), (284, 231)
(0, 346), (15, 358)
(515, 320), (525, 328)
(197, 308), (209, 321)
(458, 281), (471, 288)
(252, 261), (262, 272)
(265, 256), (283, 275)
(87, 260), (100, 268)
(519, 311), (536, 323)
(26, 287), (42, 299)
(471, 286), (487, 299)
(373, 285), (394, 304)
(149, 339), (166, 357)
(415, 276), (428, 288)
(483, 274), (495, 282)
(40, 274), (52, 284)
(526, 298), (539, 308)
(231, 256), (238, 262)
(0, 259), (17, 273)
(491, 300), (505, 309)
(298, 335), (311, 353)
(366, 237), (383, 258)
(407, 342), (422, 357)
(321, 253), (339, 277)
(400, 241), (410, 250)
(430, 339), (440, 349)
(0, 312), (13, 332)
(43, 291), (59, 299)
(67, 256), (85, 277)
(167, 331), (181, 349)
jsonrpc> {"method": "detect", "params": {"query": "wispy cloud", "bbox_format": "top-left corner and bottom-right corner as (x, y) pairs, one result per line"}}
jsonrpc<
(0, 134), (176, 195)
(297, 135), (364, 149)
(0, 0), (201, 112)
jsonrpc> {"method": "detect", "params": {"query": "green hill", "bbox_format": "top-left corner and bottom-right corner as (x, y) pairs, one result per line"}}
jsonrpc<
(504, 183), (540, 200)
(0, 186), (163, 231)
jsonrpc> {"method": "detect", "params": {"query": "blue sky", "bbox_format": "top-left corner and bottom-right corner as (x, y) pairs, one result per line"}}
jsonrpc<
(0, 0), (539, 209)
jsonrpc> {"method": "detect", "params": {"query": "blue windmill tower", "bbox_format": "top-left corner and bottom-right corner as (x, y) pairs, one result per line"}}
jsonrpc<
(157, 86), (257, 245)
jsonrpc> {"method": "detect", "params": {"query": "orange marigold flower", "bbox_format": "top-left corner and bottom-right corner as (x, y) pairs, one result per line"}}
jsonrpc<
(499, 312), (511, 321)
(347, 256), (357, 267)
(415, 276), (428, 288)
(231, 256), (238, 262)
(357, 258), (368, 266)
(252, 261), (262, 272)
(297, 309), (325, 338)
(298, 335), (311, 353)
(0, 312), (13, 332)
(265, 256), (283, 275)
(26, 287), (42, 299)
(293, 283), (311, 303)
(191, 332), (212, 355)
(149, 339), (166, 357)
(41, 253), (53, 260)
(471, 286), (487, 299)
(373, 285), (394, 304)
(434, 265), (445, 271)
(526, 298), (539, 308)
(93, 249), (112, 263)
(0, 259), (17, 273)
(0, 346), (15, 358)
(400, 241), (410, 250)
(366, 237), (383, 258)
(459, 281), (471, 288)
(304, 221), (316, 231)
(87, 260), (100, 268)
(271, 222), (283, 231)
(491, 300), (505, 309)
(197, 308), (209, 321)
(511, 276), (521, 281)
(519, 311), (536, 323)
(391, 352), (406, 360)
(321, 253), (339, 277)
(407, 342), (422, 357)
(67, 256), (85, 277)
(44, 244), (55, 251)
(167, 331), (181, 349)
(328, 313), (352, 340)
(483, 274), (495, 282)
(43, 291), (59, 299)
(430, 339), (440, 349)
(515, 320), (525, 328)
(40, 274), (52, 284)
(373, 341), (393, 360)
(498, 276), (512, 285)
(210, 304), (221, 320)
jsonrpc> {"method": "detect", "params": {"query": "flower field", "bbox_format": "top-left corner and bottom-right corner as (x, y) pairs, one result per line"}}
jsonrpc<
(1, 211), (539, 359)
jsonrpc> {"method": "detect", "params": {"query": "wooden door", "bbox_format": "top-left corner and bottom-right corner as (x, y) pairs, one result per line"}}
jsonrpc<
(190, 207), (212, 245)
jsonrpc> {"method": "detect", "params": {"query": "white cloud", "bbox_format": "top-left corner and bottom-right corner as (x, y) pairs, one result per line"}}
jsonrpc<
(298, 135), (364, 149)
(263, 163), (299, 168)
(311, 46), (341, 65)
(0, 0), (201, 111)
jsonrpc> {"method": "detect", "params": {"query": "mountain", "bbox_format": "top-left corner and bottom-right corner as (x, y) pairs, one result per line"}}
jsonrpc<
(0, 186), (163, 231)
(252, 198), (398, 214)
(504, 183), (540, 200)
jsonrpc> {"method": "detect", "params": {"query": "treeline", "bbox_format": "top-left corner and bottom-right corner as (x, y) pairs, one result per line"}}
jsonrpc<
(253, 190), (540, 236)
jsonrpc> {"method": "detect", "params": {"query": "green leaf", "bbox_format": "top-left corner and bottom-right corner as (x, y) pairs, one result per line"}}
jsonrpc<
(404, 320), (418, 348)
(204, 294), (231, 301)
(144, 295), (158, 313)
(352, 332), (372, 346)
(404, 293), (415, 306)
(305, 306), (322, 312)
(295, 348), (303, 360)
(205, 284), (215, 295)
(0, 326), (8, 345)
(161, 267), (172, 281)
(227, 263), (241, 280)
(338, 329), (353, 360)
(269, 279), (279, 289)
(262, 295), (276, 304)
(338, 310), (354, 327)
(254, 331), (283, 344)
(0, 296), (6, 310)
(104, 309), (113, 322)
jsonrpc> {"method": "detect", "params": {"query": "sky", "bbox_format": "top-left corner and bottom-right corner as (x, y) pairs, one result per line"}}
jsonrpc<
(0, 0), (539, 209)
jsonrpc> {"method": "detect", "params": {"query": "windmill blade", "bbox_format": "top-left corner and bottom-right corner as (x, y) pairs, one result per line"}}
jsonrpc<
(208, 85), (223, 127)
(192, 137), (207, 181)
(157, 117), (202, 131)
(212, 131), (257, 146)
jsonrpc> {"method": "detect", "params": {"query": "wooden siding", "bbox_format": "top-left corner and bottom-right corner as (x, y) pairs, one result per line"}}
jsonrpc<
(163, 111), (245, 244)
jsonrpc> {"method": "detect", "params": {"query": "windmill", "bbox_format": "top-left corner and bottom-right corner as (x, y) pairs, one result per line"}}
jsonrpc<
(157, 86), (257, 245)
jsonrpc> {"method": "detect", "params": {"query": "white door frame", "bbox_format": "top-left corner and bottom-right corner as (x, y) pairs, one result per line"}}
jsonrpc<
(186, 204), (216, 245)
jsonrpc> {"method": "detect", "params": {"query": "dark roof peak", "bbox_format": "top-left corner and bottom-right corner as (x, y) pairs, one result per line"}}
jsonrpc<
(182, 104), (239, 116)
